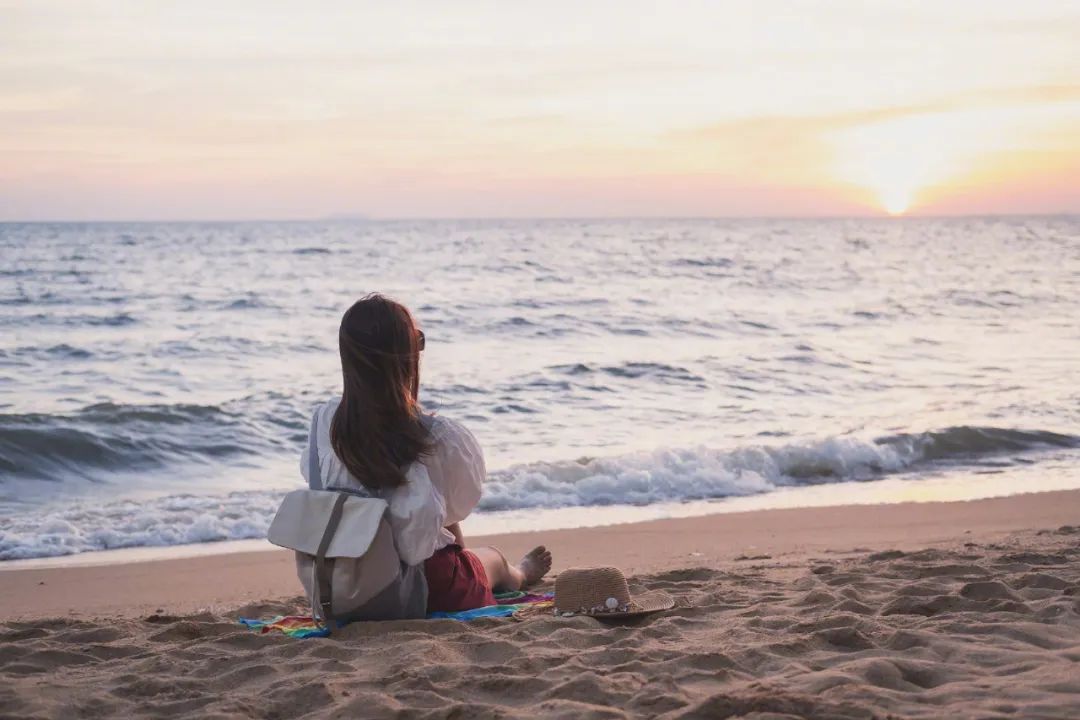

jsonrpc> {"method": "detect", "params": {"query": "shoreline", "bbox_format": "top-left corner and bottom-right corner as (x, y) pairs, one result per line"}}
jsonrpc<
(3, 488), (1077, 621)
(7, 466), (1080, 572)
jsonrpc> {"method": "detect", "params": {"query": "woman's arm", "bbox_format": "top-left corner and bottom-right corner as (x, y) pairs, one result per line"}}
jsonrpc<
(445, 522), (465, 547)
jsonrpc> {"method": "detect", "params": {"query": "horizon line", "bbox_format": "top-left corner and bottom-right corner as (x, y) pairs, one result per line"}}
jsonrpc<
(1, 211), (1078, 224)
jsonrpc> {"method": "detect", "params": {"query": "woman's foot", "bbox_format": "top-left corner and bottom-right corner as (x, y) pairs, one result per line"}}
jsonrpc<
(516, 546), (552, 588)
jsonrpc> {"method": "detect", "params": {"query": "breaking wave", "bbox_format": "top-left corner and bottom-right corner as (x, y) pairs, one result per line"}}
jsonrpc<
(477, 426), (1080, 511)
(0, 402), (307, 485)
(1, 424), (1075, 560)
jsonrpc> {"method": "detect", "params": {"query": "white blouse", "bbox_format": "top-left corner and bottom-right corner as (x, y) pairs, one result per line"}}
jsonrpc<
(299, 398), (486, 566)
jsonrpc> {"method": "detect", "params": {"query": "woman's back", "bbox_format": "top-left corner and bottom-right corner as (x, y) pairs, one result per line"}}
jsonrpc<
(301, 397), (485, 565)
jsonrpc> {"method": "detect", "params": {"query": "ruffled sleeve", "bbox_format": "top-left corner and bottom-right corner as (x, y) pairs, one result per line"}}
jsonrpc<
(385, 464), (447, 566)
(423, 417), (486, 524)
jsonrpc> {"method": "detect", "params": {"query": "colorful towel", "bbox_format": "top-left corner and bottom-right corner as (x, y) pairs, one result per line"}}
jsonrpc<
(239, 591), (554, 639)
(429, 591), (553, 621)
(238, 614), (331, 639)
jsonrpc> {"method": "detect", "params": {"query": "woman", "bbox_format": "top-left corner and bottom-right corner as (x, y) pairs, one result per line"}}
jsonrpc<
(300, 294), (551, 616)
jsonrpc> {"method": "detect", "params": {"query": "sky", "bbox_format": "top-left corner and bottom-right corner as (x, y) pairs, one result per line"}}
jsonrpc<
(1, 1), (1078, 220)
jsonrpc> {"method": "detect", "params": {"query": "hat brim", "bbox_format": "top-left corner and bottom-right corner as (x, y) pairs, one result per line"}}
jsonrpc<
(586, 590), (675, 619)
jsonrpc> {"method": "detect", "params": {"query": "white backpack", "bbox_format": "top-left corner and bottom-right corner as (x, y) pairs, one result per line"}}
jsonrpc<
(267, 412), (427, 633)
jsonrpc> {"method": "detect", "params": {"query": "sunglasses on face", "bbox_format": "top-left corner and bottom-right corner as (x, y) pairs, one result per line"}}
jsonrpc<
(417, 330), (426, 352)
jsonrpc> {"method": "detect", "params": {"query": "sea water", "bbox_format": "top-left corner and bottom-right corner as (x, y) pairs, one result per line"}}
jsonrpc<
(1, 217), (1078, 560)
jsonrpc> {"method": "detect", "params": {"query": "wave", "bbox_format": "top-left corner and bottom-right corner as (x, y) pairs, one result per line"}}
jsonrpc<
(1, 424), (1075, 560)
(2, 406), (1074, 493)
(85, 312), (138, 327)
(3, 312), (138, 329)
(0, 402), (301, 485)
(548, 362), (706, 384)
(477, 426), (1080, 511)
(670, 256), (734, 268)
(40, 344), (94, 359)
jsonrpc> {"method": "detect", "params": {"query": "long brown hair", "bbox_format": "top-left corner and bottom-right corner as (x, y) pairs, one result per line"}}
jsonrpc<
(330, 294), (432, 490)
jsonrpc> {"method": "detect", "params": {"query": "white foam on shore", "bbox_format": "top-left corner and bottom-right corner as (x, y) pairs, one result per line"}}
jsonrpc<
(0, 493), (283, 561)
(479, 434), (909, 511)
(7, 463), (1080, 570)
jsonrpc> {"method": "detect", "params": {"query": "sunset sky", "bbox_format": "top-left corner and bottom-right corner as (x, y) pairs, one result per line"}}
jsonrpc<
(1, 1), (1078, 220)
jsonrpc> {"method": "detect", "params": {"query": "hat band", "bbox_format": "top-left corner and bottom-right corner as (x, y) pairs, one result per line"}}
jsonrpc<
(555, 601), (634, 617)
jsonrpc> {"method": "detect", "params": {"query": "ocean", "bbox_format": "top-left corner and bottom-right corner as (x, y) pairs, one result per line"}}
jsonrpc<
(1, 217), (1078, 561)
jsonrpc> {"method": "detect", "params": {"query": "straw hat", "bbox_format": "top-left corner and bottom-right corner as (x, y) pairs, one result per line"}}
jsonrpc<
(553, 566), (674, 619)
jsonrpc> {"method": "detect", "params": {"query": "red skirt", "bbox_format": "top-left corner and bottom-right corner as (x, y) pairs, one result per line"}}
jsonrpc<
(424, 545), (496, 613)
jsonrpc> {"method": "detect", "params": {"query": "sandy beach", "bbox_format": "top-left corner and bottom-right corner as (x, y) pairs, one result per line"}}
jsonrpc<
(2, 489), (1078, 719)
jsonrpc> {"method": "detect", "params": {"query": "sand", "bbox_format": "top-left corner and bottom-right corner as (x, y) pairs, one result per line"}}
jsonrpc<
(2, 489), (1079, 719)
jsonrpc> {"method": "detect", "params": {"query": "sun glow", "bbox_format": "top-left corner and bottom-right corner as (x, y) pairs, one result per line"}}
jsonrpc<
(829, 102), (1080, 216)
(880, 189), (911, 216)
(829, 114), (958, 216)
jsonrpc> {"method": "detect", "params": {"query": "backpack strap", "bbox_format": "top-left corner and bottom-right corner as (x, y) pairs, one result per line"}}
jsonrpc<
(306, 406), (336, 633)
(307, 409), (322, 490)
(308, 406), (374, 498)
(313, 492), (348, 635)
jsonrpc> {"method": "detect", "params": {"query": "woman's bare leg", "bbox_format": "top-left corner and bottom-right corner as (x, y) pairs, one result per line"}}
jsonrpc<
(468, 545), (552, 592)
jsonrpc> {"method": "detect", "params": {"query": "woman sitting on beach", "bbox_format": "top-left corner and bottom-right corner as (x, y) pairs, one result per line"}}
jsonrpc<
(300, 294), (551, 616)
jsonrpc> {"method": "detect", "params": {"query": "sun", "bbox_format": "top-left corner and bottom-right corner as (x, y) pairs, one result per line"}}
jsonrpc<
(880, 187), (911, 216)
